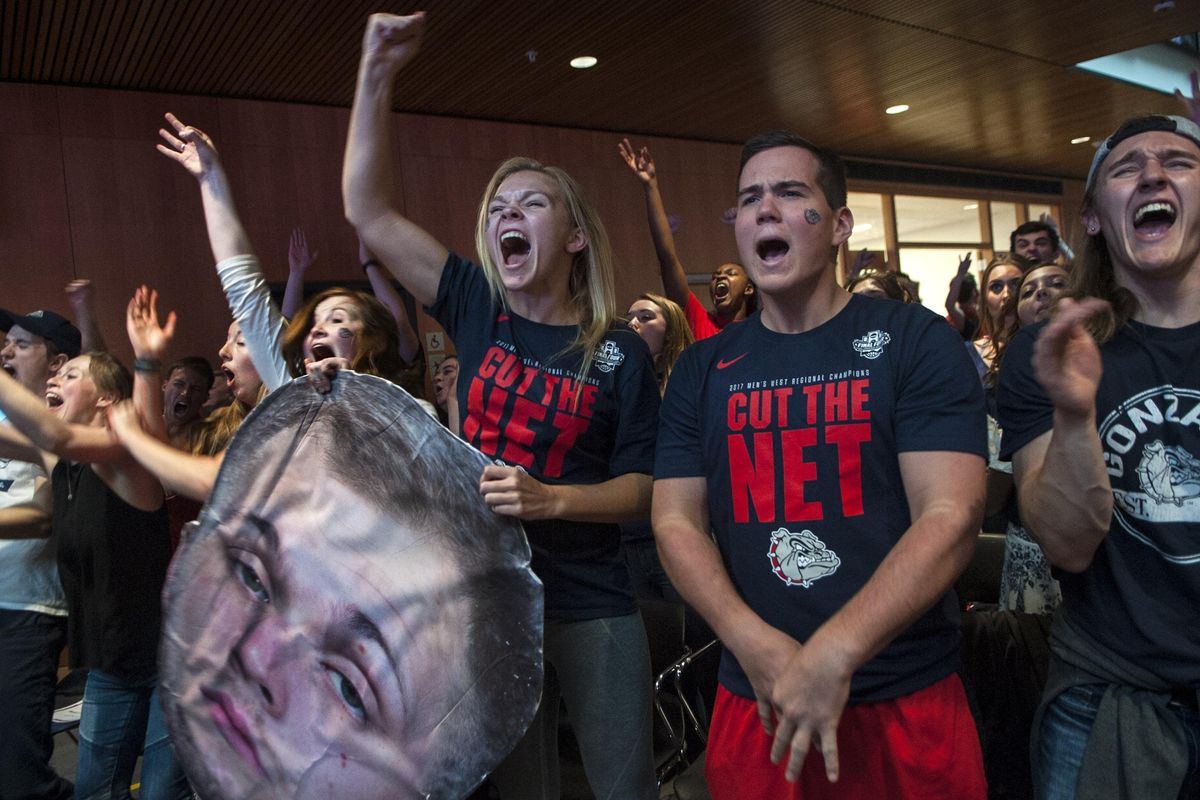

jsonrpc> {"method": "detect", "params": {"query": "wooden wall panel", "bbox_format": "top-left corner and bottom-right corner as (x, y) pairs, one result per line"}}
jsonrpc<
(0, 84), (73, 318)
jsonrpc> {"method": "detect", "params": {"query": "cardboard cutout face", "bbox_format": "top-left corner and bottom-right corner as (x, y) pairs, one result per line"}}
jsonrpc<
(161, 373), (543, 800)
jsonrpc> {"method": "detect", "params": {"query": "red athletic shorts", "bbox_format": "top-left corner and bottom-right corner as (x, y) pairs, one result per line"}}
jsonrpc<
(705, 673), (986, 800)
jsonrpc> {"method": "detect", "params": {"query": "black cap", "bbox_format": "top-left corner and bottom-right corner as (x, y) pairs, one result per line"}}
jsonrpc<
(0, 309), (82, 358)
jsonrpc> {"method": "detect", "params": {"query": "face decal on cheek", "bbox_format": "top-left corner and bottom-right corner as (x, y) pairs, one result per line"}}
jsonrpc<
(338, 328), (354, 340)
(804, 208), (822, 225)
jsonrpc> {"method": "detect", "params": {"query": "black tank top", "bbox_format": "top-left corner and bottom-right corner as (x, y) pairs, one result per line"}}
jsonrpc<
(53, 460), (171, 682)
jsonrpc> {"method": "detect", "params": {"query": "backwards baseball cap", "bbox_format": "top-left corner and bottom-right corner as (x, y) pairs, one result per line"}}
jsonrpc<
(1086, 114), (1200, 195)
(0, 309), (82, 358)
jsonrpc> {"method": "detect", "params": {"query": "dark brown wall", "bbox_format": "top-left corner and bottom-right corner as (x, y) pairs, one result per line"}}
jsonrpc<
(1, 82), (741, 375)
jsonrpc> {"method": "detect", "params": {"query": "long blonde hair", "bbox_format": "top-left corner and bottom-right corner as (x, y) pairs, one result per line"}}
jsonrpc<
(189, 383), (266, 456)
(473, 157), (617, 389)
(639, 292), (694, 394)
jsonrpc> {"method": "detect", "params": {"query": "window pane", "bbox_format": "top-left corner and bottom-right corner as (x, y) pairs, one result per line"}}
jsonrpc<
(847, 192), (887, 252)
(898, 247), (984, 316)
(1027, 203), (1056, 224)
(991, 202), (1018, 252)
(895, 196), (982, 243)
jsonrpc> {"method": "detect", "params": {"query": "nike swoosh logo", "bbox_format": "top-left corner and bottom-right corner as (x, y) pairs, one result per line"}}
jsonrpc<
(717, 353), (749, 369)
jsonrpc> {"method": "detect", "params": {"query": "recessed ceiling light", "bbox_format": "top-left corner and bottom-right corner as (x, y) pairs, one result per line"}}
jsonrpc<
(885, 104), (910, 115)
(963, 203), (979, 210)
(1070, 136), (1091, 145)
(570, 56), (598, 69)
(853, 223), (873, 233)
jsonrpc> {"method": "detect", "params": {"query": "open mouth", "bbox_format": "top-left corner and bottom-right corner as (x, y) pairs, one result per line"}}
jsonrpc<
(500, 231), (531, 266)
(756, 238), (790, 262)
(45, 391), (63, 408)
(1133, 201), (1177, 237)
(1, 363), (14, 378)
(310, 343), (334, 362)
(712, 281), (730, 300)
(172, 400), (190, 418)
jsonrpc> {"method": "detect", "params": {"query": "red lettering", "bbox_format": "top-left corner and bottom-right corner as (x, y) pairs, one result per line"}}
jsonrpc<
(803, 385), (821, 425)
(851, 379), (869, 420)
(557, 378), (580, 412)
(780, 428), (822, 521)
(749, 391), (771, 429)
(826, 423), (870, 516)
(824, 381), (848, 422)
(500, 396), (546, 468)
(540, 375), (560, 405)
(478, 347), (506, 379)
(774, 388), (792, 427)
(728, 393), (747, 431)
(543, 412), (590, 478)
(494, 353), (521, 388)
(462, 377), (506, 456)
(728, 432), (775, 523)
(515, 365), (539, 396)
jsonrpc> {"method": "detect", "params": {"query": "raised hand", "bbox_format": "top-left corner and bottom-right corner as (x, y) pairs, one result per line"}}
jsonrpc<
(156, 112), (221, 179)
(618, 138), (657, 185)
(956, 252), (973, 277)
(1175, 70), (1200, 127)
(125, 285), (177, 360)
(288, 227), (318, 275)
(64, 279), (94, 315)
(1033, 297), (1107, 421)
(361, 12), (426, 76)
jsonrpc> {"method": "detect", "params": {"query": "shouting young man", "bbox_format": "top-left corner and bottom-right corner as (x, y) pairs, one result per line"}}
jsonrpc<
(653, 131), (988, 799)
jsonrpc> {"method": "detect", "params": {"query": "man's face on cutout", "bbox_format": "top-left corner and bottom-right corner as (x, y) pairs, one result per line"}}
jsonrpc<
(162, 440), (474, 799)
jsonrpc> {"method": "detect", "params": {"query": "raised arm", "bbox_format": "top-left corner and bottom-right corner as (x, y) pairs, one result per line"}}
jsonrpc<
(944, 253), (972, 331)
(343, 12), (448, 308)
(107, 401), (222, 502)
(125, 285), (174, 442)
(158, 113), (291, 391)
(618, 138), (691, 307)
(0, 367), (122, 463)
(1012, 298), (1112, 572)
(281, 226), (318, 320)
(65, 279), (108, 353)
(360, 238), (421, 364)
(157, 113), (252, 262)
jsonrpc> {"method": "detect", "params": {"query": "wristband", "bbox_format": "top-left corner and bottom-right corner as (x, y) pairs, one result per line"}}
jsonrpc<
(133, 358), (163, 373)
(361, 259), (381, 272)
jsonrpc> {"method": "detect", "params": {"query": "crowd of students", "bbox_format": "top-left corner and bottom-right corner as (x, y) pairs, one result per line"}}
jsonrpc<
(1, 11), (1198, 800)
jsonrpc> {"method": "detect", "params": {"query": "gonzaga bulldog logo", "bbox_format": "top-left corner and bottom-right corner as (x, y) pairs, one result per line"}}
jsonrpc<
(852, 330), (891, 360)
(1101, 386), (1200, 564)
(594, 339), (625, 373)
(767, 527), (841, 588)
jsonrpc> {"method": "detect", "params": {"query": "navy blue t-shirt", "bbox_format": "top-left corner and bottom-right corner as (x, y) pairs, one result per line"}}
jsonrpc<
(998, 320), (1200, 687)
(428, 252), (661, 621)
(655, 295), (986, 702)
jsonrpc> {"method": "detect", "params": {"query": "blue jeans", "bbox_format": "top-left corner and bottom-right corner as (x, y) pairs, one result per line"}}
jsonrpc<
(490, 612), (658, 800)
(75, 670), (191, 800)
(1036, 683), (1200, 800)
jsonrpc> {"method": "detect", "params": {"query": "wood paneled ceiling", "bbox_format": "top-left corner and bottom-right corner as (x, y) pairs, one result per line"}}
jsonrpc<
(2, 0), (1195, 179)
